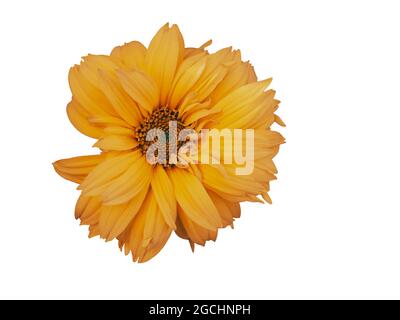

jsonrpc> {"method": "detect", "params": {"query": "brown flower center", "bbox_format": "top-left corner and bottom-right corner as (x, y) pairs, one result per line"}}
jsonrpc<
(135, 106), (186, 167)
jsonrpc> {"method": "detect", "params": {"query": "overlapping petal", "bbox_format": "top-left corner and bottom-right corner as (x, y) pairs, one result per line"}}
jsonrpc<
(168, 169), (222, 230)
(53, 154), (105, 184)
(111, 41), (146, 70)
(117, 69), (159, 115)
(124, 190), (172, 262)
(66, 99), (104, 138)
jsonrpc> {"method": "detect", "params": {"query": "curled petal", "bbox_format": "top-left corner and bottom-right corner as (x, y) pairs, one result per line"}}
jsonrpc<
(53, 154), (105, 184)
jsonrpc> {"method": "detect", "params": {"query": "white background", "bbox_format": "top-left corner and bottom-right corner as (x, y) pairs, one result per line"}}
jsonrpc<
(1, 0), (399, 299)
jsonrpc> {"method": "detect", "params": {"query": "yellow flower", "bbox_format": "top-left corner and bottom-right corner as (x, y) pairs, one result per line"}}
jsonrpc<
(53, 23), (285, 262)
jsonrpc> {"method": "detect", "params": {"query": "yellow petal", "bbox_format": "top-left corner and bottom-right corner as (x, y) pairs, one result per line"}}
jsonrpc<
(117, 69), (159, 115)
(212, 79), (272, 129)
(198, 164), (264, 202)
(274, 114), (286, 127)
(190, 65), (227, 102)
(189, 47), (239, 101)
(178, 93), (204, 115)
(207, 190), (240, 227)
(227, 92), (278, 129)
(177, 206), (218, 246)
(66, 99), (103, 139)
(88, 115), (132, 128)
(199, 39), (213, 50)
(103, 126), (133, 136)
(255, 129), (286, 148)
(75, 194), (91, 219)
(79, 152), (139, 194)
(88, 224), (101, 238)
(82, 213), (101, 227)
(68, 65), (116, 117)
(142, 192), (160, 242)
(99, 203), (127, 240)
(151, 166), (177, 229)
(75, 195), (102, 224)
(101, 155), (153, 205)
(111, 41), (146, 70)
(98, 184), (148, 241)
(117, 226), (132, 256)
(174, 215), (189, 240)
(168, 53), (207, 108)
(79, 55), (120, 88)
(184, 39), (212, 59)
(184, 48), (204, 58)
(128, 190), (172, 262)
(248, 65), (257, 82)
(93, 135), (138, 151)
(168, 169), (222, 230)
(210, 61), (254, 102)
(97, 70), (141, 127)
(145, 24), (184, 105)
(256, 157), (278, 174)
(261, 191), (272, 204)
(183, 106), (220, 126)
(53, 154), (104, 184)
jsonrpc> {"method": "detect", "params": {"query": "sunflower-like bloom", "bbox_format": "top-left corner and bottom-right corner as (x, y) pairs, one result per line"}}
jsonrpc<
(53, 24), (285, 262)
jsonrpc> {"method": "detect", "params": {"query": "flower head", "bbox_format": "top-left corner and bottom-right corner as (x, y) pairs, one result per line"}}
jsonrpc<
(53, 23), (285, 262)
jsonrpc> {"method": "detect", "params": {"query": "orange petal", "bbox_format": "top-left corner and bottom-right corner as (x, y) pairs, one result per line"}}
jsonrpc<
(189, 47), (239, 101)
(89, 115), (132, 128)
(98, 184), (148, 241)
(207, 190), (240, 227)
(145, 24), (184, 106)
(79, 152), (139, 194)
(68, 65), (116, 117)
(151, 166), (177, 229)
(103, 126), (134, 136)
(212, 79), (273, 129)
(101, 155), (152, 205)
(53, 154), (104, 184)
(66, 99), (103, 139)
(168, 53), (207, 108)
(97, 70), (141, 127)
(117, 69), (159, 115)
(127, 190), (172, 262)
(93, 135), (138, 151)
(210, 61), (255, 102)
(111, 41), (146, 70)
(184, 39), (212, 59)
(75, 195), (102, 224)
(177, 206), (218, 246)
(168, 169), (222, 230)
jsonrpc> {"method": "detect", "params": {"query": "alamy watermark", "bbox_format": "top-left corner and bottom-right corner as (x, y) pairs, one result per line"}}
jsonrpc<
(144, 121), (255, 175)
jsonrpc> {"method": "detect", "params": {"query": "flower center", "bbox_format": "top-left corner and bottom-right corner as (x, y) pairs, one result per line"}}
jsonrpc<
(135, 106), (186, 167)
